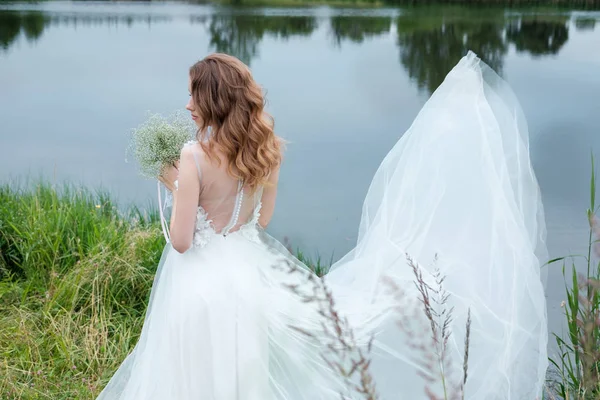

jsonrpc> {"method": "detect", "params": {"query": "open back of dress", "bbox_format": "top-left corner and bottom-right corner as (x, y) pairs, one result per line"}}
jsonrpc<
(189, 142), (264, 236)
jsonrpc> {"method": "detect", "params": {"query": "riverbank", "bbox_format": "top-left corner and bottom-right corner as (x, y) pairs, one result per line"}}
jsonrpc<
(0, 183), (164, 398)
(0, 182), (328, 398)
(1, 181), (599, 398)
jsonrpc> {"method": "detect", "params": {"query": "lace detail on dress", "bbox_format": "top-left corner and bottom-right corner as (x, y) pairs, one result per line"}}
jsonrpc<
(193, 207), (216, 248)
(191, 191), (262, 249)
(239, 201), (262, 243)
(192, 204), (262, 248)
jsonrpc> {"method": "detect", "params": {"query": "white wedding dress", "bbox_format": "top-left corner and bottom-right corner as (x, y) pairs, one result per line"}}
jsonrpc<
(97, 52), (548, 400)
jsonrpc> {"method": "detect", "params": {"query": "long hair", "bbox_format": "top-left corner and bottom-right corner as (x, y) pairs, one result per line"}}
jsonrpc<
(189, 53), (281, 189)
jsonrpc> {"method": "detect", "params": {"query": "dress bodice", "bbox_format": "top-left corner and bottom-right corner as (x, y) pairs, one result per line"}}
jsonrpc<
(178, 140), (265, 249)
(192, 201), (262, 249)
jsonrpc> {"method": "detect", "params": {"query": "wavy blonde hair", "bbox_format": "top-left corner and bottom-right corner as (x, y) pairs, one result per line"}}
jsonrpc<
(189, 53), (282, 189)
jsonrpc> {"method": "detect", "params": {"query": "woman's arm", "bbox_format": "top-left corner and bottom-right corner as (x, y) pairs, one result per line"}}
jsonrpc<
(165, 146), (201, 253)
(258, 166), (280, 229)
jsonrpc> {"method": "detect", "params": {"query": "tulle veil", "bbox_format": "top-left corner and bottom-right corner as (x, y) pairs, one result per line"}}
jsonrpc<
(297, 50), (547, 398)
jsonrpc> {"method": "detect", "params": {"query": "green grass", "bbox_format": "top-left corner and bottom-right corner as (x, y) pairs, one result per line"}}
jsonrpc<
(0, 181), (332, 399)
(3, 172), (600, 398)
(291, 248), (333, 277)
(0, 182), (165, 399)
(545, 156), (600, 400)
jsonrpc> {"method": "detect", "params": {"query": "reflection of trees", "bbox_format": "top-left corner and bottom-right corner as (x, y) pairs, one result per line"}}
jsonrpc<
(0, 9), (318, 62)
(506, 17), (569, 56)
(330, 16), (391, 46)
(21, 11), (48, 41)
(209, 16), (261, 66)
(397, 14), (507, 93)
(0, 10), (172, 52)
(1, 7), (580, 88)
(50, 14), (170, 28)
(0, 12), (21, 50)
(396, 10), (571, 94)
(208, 15), (316, 65)
(575, 17), (596, 32)
(190, 15), (209, 25)
(0, 11), (44, 50)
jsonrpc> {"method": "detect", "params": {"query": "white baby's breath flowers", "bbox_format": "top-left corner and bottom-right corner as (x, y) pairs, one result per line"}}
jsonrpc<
(127, 110), (195, 179)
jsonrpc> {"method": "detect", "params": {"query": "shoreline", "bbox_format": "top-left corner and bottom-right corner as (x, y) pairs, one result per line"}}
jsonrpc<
(208, 0), (600, 8)
(0, 181), (583, 398)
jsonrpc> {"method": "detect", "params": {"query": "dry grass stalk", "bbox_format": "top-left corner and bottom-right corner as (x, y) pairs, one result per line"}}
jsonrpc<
(384, 254), (472, 400)
(275, 250), (473, 400)
(275, 258), (379, 400)
(576, 276), (600, 397)
(462, 309), (471, 396)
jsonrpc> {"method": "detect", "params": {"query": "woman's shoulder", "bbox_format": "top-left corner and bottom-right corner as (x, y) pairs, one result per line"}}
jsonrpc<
(183, 138), (201, 149)
(182, 139), (207, 157)
(180, 140), (210, 171)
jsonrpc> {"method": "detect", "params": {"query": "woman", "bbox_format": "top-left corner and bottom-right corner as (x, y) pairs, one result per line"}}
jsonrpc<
(97, 52), (548, 399)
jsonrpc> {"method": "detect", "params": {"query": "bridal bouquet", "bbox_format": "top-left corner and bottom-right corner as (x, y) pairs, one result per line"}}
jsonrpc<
(127, 110), (195, 179)
(127, 110), (195, 242)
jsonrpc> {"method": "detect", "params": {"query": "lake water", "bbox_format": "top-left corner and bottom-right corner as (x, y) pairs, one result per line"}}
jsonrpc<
(1, 1), (600, 346)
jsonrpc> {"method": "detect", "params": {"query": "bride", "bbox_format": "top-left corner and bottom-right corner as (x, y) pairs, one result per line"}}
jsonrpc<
(97, 51), (548, 400)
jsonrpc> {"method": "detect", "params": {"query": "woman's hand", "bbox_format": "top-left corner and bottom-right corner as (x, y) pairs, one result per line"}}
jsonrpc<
(158, 161), (180, 192)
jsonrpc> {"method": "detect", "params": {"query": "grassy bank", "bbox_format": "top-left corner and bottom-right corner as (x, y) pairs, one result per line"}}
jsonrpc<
(2, 178), (600, 399)
(0, 182), (329, 399)
(545, 160), (600, 399)
(0, 183), (166, 398)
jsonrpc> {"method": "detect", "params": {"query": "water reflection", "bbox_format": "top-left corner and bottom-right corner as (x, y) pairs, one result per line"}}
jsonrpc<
(575, 16), (597, 31)
(397, 14), (507, 93)
(506, 16), (569, 56)
(396, 11), (571, 92)
(329, 16), (392, 46)
(0, 7), (589, 91)
(208, 14), (316, 65)
(0, 11), (47, 49)
(0, 10), (170, 51)
(20, 10), (47, 41)
(51, 14), (170, 27)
